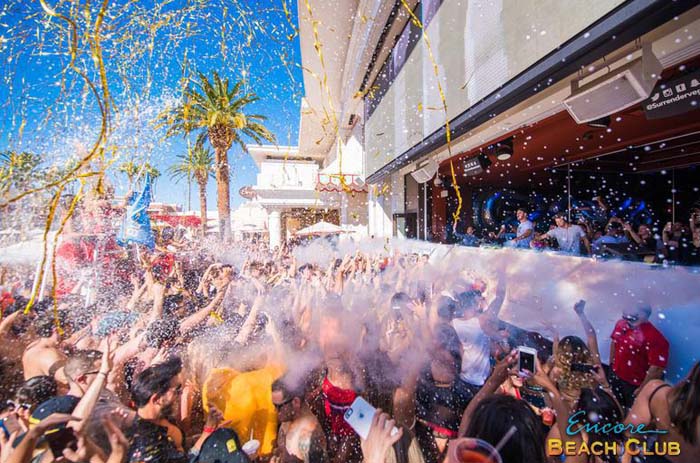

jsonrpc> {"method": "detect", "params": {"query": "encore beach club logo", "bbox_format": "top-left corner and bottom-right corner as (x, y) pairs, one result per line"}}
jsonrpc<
(546, 411), (681, 459)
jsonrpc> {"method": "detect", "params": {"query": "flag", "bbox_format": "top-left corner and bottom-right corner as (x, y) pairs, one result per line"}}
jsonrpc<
(117, 172), (155, 250)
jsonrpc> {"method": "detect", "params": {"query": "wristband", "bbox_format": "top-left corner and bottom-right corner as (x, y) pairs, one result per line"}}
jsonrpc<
(203, 426), (216, 434)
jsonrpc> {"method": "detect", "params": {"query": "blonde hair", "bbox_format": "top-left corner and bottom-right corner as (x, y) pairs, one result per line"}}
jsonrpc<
(555, 336), (595, 395)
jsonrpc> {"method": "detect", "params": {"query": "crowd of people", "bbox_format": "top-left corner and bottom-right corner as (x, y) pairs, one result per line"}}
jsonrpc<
(452, 206), (700, 266)
(0, 199), (699, 463)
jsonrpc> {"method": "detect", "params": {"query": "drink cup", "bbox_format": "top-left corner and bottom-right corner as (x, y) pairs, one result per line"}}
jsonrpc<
(447, 438), (503, 463)
(541, 407), (555, 426)
(242, 439), (260, 459)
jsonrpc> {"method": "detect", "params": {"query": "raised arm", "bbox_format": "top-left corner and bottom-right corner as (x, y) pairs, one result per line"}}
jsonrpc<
(573, 300), (601, 364)
(178, 285), (228, 334)
(69, 338), (115, 433)
(233, 294), (263, 345)
(459, 351), (517, 436)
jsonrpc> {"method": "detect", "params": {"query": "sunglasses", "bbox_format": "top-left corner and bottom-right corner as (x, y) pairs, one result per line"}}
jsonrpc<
(7, 400), (31, 410)
(273, 397), (294, 411)
(622, 314), (639, 322)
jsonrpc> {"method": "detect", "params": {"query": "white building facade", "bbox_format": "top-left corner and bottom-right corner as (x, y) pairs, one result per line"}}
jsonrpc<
(245, 144), (367, 248)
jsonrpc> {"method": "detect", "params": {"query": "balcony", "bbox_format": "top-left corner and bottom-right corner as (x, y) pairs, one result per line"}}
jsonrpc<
(255, 160), (319, 190)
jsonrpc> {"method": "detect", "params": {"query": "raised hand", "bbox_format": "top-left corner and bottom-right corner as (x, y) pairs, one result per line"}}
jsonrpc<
(531, 357), (558, 393)
(103, 413), (130, 463)
(0, 429), (20, 463)
(360, 410), (403, 463)
(96, 335), (116, 377)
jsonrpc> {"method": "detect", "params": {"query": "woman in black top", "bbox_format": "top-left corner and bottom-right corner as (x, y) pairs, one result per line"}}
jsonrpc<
(414, 324), (476, 463)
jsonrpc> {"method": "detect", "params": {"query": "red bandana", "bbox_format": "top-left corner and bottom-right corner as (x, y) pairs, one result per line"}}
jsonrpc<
(322, 376), (357, 437)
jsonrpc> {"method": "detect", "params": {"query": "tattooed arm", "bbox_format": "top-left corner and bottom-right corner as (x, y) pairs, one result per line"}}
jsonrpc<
(298, 427), (327, 463)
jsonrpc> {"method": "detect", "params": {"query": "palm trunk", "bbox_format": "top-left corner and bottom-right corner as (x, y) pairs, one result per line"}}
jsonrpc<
(198, 180), (207, 238)
(214, 147), (232, 241)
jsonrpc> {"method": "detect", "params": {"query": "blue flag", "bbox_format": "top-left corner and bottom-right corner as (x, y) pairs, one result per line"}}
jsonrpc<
(117, 172), (155, 250)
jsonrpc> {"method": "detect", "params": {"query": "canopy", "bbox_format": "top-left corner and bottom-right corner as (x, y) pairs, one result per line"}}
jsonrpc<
(150, 213), (202, 228)
(294, 220), (345, 236)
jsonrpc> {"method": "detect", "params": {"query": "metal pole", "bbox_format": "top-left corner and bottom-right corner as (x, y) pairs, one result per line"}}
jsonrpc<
(567, 164), (572, 222)
(423, 182), (428, 240)
(672, 168), (676, 224)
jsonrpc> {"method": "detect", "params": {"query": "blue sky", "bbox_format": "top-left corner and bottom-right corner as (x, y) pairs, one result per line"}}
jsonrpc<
(0, 0), (303, 212)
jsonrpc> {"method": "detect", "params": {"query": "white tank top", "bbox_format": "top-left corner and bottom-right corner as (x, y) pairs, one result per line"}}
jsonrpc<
(452, 317), (491, 386)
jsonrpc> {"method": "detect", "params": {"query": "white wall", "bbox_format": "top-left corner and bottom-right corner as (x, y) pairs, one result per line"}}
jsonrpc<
(365, 0), (624, 176)
(368, 187), (393, 238)
(257, 160), (319, 190)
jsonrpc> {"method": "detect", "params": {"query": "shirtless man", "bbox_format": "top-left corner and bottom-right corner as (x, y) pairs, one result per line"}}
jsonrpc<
(271, 378), (327, 463)
(22, 314), (67, 383)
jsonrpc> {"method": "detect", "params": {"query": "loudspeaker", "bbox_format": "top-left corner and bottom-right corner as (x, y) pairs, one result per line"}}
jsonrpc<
(564, 44), (662, 124)
(410, 159), (438, 183)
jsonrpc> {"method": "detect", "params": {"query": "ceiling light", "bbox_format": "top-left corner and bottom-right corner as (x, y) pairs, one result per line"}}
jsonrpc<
(494, 138), (513, 161)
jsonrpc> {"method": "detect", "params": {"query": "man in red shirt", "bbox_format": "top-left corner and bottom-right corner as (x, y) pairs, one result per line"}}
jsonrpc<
(608, 304), (669, 410)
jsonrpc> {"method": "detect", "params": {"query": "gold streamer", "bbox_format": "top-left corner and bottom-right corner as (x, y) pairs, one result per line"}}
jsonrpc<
(399, 0), (463, 223)
(300, 0), (351, 193)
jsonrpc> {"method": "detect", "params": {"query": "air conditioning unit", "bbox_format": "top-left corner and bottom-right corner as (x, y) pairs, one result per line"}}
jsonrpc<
(564, 44), (662, 124)
(410, 159), (438, 183)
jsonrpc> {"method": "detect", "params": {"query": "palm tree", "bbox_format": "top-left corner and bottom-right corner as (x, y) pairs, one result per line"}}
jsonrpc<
(159, 71), (275, 240)
(118, 161), (161, 188)
(169, 144), (214, 237)
(0, 151), (44, 236)
(0, 151), (43, 197)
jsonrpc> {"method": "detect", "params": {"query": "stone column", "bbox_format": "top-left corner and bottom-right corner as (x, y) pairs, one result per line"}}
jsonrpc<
(268, 209), (282, 249)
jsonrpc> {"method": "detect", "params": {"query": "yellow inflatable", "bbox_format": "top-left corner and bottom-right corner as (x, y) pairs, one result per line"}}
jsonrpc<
(202, 364), (285, 456)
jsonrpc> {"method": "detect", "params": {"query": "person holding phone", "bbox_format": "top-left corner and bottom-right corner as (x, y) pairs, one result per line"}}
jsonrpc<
(547, 300), (601, 410)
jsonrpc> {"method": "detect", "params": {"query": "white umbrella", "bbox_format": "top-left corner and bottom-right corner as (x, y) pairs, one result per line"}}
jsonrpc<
(294, 221), (346, 236)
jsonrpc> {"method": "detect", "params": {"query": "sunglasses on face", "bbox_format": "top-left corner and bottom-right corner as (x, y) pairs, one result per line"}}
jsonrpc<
(7, 401), (31, 411)
(622, 314), (639, 322)
(273, 397), (294, 411)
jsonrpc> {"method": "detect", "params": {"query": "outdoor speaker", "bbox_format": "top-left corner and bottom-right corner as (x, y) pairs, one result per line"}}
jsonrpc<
(410, 159), (438, 183)
(564, 44), (662, 124)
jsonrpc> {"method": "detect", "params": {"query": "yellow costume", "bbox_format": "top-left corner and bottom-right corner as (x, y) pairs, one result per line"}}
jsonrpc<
(202, 364), (285, 456)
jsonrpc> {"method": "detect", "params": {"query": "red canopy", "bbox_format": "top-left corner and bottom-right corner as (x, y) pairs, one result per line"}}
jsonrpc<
(150, 213), (202, 228)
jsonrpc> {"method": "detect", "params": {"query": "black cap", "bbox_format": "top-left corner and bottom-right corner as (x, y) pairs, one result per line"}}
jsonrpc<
(196, 428), (250, 463)
(29, 395), (80, 425)
(12, 395), (79, 448)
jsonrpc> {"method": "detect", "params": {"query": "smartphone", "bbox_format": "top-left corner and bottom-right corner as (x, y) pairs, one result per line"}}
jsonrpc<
(518, 346), (537, 375)
(571, 363), (597, 374)
(344, 396), (398, 440)
(0, 415), (21, 438)
(45, 427), (78, 458)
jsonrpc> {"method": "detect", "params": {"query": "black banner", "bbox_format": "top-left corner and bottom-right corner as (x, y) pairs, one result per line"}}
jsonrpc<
(644, 70), (700, 120)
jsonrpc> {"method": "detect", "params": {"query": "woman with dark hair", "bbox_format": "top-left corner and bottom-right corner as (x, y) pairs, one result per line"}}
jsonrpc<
(463, 395), (547, 463)
(415, 324), (475, 463)
(624, 361), (700, 463)
(458, 351), (547, 463)
(574, 388), (624, 463)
